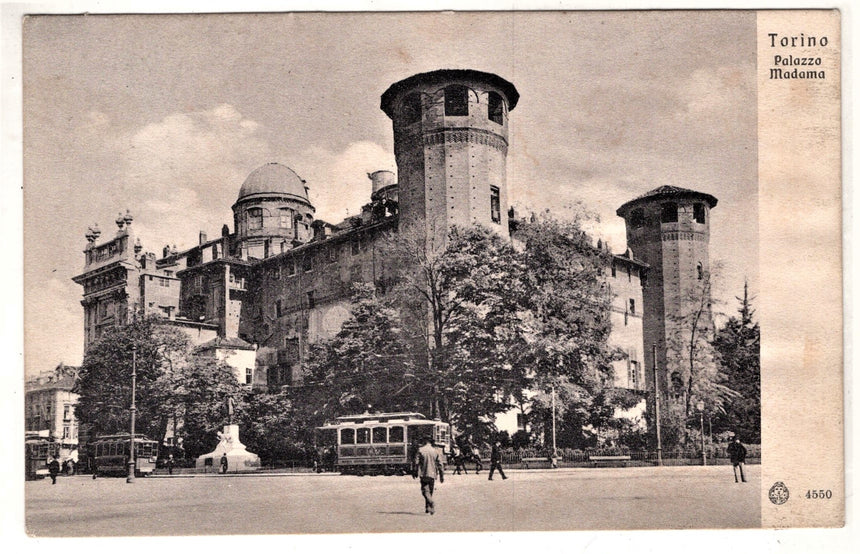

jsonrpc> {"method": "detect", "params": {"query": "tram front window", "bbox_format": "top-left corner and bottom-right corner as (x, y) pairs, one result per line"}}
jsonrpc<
(340, 428), (355, 445)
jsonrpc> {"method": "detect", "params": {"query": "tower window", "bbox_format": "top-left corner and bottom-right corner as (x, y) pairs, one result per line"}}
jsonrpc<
(303, 255), (313, 273)
(490, 186), (501, 224)
(306, 290), (315, 309)
(248, 208), (263, 230)
(697, 263), (704, 280)
(279, 208), (293, 229)
(444, 85), (469, 116)
(276, 299), (283, 318)
(488, 91), (504, 125)
(629, 299), (636, 314)
(661, 203), (678, 223)
(693, 203), (706, 224)
(629, 360), (639, 387)
(402, 92), (422, 125)
(245, 368), (253, 385)
(630, 208), (645, 228)
(611, 263), (616, 277)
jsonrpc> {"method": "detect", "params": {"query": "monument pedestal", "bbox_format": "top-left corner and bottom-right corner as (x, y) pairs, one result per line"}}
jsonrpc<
(195, 424), (260, 473)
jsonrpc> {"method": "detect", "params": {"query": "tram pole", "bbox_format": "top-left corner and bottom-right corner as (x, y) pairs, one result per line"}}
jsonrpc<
(652, 344), (663, 467)
(127, 345), (137, 484)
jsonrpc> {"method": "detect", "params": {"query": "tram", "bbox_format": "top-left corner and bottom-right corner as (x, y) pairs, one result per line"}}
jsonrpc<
(316, 412), (450, 476)
(25, 435), (59, 480)
(90, 434), (159, 477)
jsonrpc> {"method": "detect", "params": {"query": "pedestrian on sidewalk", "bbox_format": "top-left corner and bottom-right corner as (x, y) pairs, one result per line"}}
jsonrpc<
(166, 454), (175, 475)
(47, 455), (60, 485)
(412, 437), (444, 514)
(727, 435), (747, 483)
(220, 453), (228, 474)
(451, 444), (466, 475)
(488, 440), (507, 481)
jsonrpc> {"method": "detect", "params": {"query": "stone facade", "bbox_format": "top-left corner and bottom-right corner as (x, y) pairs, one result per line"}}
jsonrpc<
(25, 364), (80, 461)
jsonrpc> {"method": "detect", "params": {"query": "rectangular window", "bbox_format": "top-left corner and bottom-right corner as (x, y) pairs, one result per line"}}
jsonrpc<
(356, 428), (370, 444)
(490, 186), (501, 224)
(629, 299), (636, 315)
(248, 208), (263, 230)
(63, 404), (71, 421)
(340, 429), (355, 445)
(327, 247), (337, 263)
(389, 426), (404, 443)
(245, 368), (252, 385)
(372, 427), (387, 443)
(303, 255), (313, 273)
(629, 360), (639, 387)
(276, 299), (283, 318)
(516, 413), (527, 431)
(693, 203), (706, 224)
(444, 85), (469, 116)
(287, 258), (296, 276)
(306, 291), (315, 309)
(661, 203), (678, 223)
(351, 238), (360, 256)
(488, 92), (504, 125)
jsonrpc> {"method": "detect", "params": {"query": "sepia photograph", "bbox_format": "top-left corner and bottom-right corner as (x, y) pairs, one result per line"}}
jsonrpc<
(9, 4), (844, 545)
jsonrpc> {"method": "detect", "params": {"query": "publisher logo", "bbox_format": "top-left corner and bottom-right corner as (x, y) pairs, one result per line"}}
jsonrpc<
(769, 481), (790, 505)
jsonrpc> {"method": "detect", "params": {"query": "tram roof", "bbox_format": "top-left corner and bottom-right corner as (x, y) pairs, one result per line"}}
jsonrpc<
(91, 434), (157, 442)
(318, 412), (442, 428)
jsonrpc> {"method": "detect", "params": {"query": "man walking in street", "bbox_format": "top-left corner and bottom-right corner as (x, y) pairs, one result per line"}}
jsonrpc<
(220, 453), (228, 474)
(47, 455), (60, 485)
(727, 435), (747, 483)
(413, 437), (444, 514)
(488, 440), (507, 481)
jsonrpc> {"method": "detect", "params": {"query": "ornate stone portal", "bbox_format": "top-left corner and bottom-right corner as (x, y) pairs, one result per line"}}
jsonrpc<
(194, 424), (261, 473)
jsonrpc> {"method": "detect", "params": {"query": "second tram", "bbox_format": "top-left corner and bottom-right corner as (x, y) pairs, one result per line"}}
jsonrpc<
(90, 434), (159, 477)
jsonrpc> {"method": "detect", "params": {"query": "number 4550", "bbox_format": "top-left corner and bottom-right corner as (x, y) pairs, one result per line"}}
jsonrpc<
(806, 489), (833, 499)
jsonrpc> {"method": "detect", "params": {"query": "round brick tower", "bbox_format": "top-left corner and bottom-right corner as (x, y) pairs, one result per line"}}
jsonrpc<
(381, 69), (519, 242)
(616, 186), (718, 409)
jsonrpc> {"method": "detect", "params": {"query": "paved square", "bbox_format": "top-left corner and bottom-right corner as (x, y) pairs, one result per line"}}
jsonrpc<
(25, 465), (760, 536)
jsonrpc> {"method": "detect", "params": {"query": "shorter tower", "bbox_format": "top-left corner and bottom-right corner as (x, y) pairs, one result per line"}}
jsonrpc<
(616, 186), (718, 413)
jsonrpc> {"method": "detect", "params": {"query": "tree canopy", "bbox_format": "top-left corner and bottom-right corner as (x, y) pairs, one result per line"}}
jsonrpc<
(711, 282), (760, 442)
(74, 317), (247, 457)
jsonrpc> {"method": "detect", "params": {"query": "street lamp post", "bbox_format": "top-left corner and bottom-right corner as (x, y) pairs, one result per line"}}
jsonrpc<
(127, 345), (137, 484)
(697, 400), (706, 466)
(551, 384), (557, 458)
(652, 344), (663, 466)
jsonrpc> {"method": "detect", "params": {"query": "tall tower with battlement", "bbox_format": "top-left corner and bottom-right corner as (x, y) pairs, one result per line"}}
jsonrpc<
(381, 69), (519, 243)
(616, 186), (718, 413)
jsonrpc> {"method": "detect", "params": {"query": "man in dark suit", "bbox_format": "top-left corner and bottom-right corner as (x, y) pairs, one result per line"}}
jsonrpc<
(47, 456), (60, 485)
(413, 437), (444, 514)
(727, 435), (747, 483)
(488, 440), (507, 481)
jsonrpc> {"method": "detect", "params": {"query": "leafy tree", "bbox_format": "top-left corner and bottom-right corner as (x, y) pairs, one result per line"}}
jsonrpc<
(301, 283), (417, 422)
(663, 266), (738, 447)
(513, 213), (633, 448)
(239, 389), (316, 463)
(171, 356), (248, 459)
(711, 282), (760, 442)
(74, 317), (247, 457)
(74, 318), (189, 443)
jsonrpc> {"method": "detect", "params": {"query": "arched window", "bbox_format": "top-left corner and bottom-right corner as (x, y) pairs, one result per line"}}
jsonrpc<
(279, 208), (293, 229)
(693, 203), (706, 224)
(401, 92), (422, 125)
(697, 263), (704, 280)
(488, 91), (504, 124)
(444, 85), (469, 116)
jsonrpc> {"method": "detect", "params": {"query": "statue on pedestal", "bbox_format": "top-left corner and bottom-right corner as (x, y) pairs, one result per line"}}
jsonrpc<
(195, 397), (260, 473)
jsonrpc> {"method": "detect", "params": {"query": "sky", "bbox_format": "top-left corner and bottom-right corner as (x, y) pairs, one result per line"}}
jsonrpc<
(21, 11), (758, 375)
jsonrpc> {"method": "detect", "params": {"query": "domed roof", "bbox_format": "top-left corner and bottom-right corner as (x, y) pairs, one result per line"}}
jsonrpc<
(236, 163), (309, 203)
